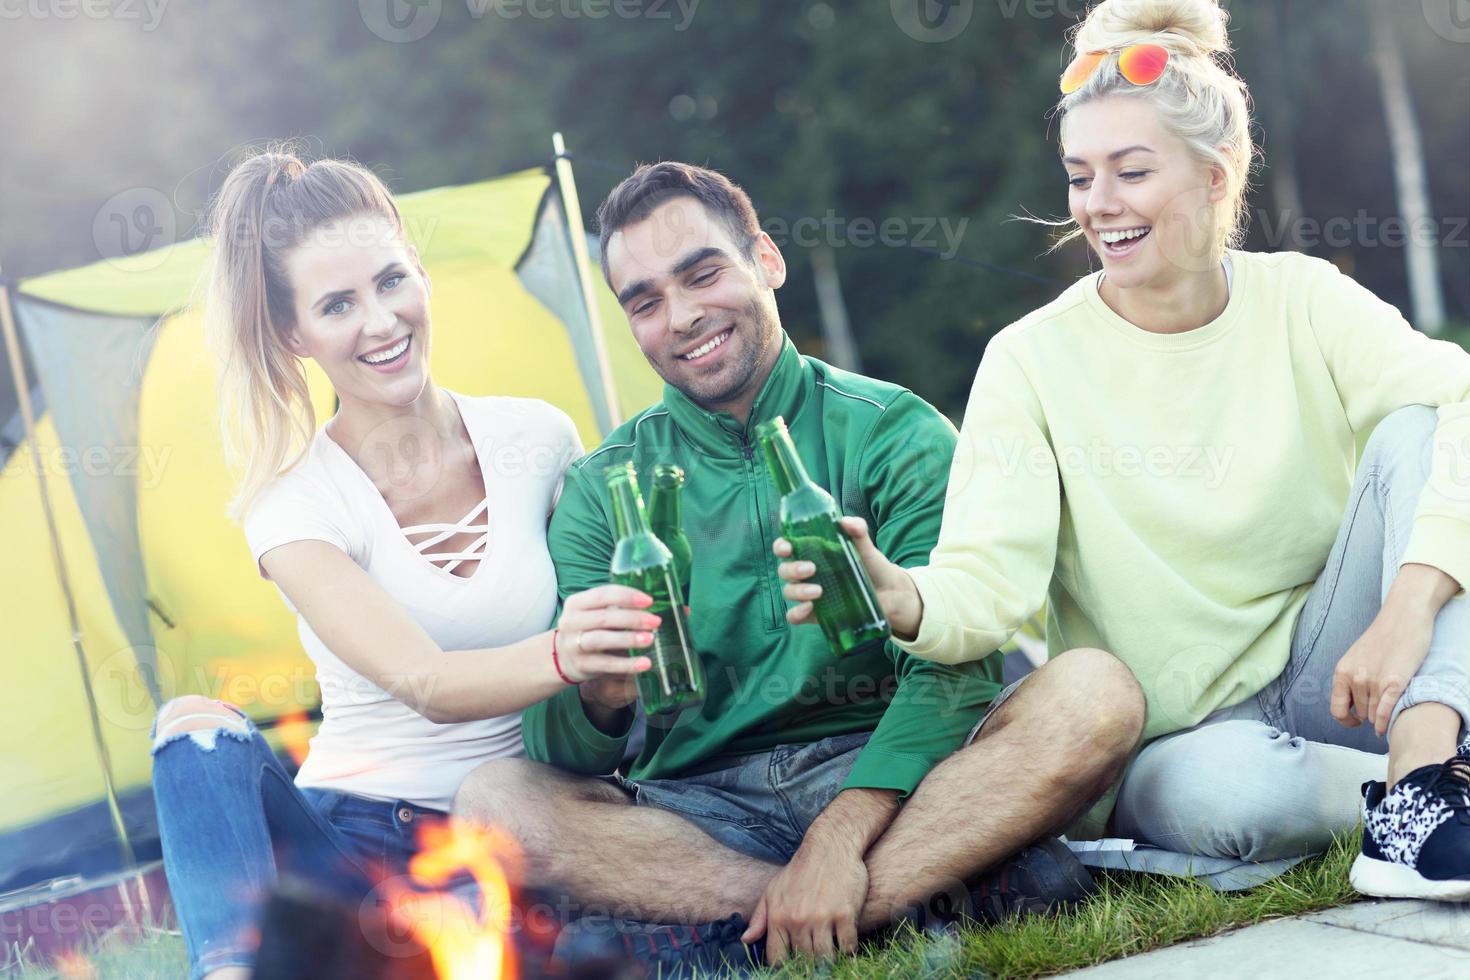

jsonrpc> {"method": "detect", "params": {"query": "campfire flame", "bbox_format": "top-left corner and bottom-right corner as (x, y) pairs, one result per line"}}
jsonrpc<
(54, 951), (97, 980)
(275, 711), (312, 767)
(384, 817), (523, 980)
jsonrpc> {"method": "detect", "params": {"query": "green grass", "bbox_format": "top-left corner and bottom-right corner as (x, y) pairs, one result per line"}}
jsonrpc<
(5, 922), (188, 979)
(752, 831), (1362, 980)
(6, 833), (1361, 979)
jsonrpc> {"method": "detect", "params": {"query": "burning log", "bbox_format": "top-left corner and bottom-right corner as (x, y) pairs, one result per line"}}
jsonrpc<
(253, 875), (437, 980)
(254, 818), (645, 979)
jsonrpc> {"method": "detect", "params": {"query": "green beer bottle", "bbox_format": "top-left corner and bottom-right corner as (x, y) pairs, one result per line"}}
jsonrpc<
(756, 417), (890, 656)
(648, 463), (693, 595)
(605, 462), (704, 716)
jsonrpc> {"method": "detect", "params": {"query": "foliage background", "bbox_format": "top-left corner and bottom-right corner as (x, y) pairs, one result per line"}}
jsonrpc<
(2, 0), (1466, 416)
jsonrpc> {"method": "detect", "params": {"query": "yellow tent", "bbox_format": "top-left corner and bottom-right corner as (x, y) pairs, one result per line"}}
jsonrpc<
(0, 161), (661, 898)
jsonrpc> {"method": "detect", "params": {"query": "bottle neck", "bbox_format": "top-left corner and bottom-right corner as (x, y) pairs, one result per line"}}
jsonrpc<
(760, 426), (810, 496)
(649, 481), (682, 529)
(609, 477), (652, 538)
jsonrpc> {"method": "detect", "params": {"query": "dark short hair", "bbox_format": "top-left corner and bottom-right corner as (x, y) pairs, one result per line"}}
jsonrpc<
(594, 162), (762, 284)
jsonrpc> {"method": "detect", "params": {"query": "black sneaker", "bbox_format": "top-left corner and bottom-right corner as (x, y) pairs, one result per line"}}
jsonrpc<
(968, 838), (1096, 923)
(902, 838), (1096, 930)
(1351, 757), (1470, 901)
(552, 912), (763, 978)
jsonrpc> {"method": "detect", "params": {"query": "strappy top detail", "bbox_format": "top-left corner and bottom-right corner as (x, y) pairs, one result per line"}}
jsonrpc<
(402, 497), (489, 575)
(241, 390), (583, 811)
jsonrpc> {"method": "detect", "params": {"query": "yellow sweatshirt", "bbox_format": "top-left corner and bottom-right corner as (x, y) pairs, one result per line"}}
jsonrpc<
(899, 250), (1470, 740)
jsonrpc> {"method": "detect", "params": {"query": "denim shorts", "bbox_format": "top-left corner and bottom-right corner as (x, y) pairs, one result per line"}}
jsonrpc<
(607, 730), (873, 865)
(966, 677), (1024, 744)
(301, 787), (444, 878)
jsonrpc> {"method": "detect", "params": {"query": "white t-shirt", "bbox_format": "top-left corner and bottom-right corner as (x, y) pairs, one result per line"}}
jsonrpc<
(242, 391), (582, 811)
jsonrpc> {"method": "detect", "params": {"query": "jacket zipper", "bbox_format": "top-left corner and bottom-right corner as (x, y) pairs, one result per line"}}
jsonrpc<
(742, 435), (785, 630)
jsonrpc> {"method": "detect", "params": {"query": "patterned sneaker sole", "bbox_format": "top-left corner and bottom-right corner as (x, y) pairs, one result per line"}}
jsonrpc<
(1350, 854), (1470, 902)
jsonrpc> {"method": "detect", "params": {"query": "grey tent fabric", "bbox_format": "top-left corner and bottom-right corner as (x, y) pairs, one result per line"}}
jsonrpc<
(1, 381), (46, 474)
(12, 296), (161, 698)
(1, 326), (45, 474)
(1068, 842), (1309, 892)
(515, 191), (616, 434)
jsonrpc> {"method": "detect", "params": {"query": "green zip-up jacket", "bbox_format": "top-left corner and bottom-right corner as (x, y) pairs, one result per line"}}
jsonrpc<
(523, 336), (1002, 799)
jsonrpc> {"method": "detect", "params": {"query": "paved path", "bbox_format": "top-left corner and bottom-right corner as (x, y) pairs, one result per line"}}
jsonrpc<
(1066, 900), (1470, 979)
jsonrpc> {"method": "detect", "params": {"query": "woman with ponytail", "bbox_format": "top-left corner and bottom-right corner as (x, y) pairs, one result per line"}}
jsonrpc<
(785, 0), (1470, 898)
(151, 148), (657, 979)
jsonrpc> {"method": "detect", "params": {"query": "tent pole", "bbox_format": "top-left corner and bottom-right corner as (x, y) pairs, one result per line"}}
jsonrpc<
(0, 280), (136, 870)
(552, 132), (623, 432)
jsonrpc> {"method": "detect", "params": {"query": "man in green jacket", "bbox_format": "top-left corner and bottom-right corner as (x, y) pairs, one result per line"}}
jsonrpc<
(455, 163), (1146, 972)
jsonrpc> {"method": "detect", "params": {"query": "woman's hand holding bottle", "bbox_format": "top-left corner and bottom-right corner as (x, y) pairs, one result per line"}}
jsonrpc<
(554, 584), (658, 686)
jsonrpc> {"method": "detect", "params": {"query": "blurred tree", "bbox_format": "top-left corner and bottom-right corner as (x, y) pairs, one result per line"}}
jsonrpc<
(1250, 0), (1306, 225)
(1368, 0), (1447, 334)
(1, 0), (1464, 416)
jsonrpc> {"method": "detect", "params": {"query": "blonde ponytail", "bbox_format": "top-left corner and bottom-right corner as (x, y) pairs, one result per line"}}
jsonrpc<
(205, 143), (404, 523)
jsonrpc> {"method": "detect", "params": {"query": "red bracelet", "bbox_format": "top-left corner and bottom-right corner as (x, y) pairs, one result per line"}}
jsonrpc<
(550, 630), (576, 685)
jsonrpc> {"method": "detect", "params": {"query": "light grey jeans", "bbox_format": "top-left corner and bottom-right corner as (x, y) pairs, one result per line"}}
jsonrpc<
(1110, 405), (1470, 863)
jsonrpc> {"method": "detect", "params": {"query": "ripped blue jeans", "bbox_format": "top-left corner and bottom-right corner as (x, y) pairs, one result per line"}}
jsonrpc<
(150, 700), (446, 979)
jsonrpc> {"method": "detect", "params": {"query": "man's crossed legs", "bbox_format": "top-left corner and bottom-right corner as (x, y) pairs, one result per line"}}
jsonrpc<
(454, 648), (1145, 963)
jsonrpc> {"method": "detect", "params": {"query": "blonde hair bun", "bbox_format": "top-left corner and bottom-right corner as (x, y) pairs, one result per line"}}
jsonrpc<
(1073, 0), (1230, 60)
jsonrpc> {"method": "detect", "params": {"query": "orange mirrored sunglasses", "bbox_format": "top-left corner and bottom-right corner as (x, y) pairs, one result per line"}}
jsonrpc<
(1060, 44), (1170, 95)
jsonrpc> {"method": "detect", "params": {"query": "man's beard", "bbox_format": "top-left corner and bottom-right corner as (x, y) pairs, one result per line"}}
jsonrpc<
(665, 295), (780, 410)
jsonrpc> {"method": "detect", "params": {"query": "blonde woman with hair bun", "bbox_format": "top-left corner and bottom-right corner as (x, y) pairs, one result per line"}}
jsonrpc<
(784, 0), (1470, 899)
(149, 146), (658, 980)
